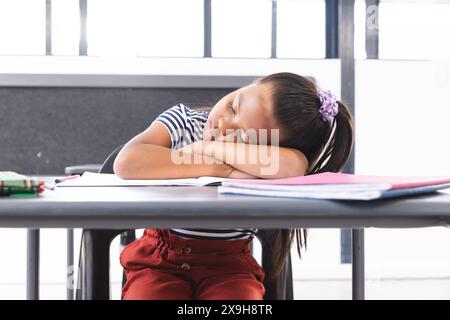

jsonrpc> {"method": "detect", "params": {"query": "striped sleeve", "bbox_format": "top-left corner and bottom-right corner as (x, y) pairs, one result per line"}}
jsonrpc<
(153, 104), (193, 149)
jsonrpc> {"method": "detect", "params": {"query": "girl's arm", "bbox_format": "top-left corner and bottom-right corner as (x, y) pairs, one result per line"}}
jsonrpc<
(180, 140), (308, 179)
(113, 122), (235, 179)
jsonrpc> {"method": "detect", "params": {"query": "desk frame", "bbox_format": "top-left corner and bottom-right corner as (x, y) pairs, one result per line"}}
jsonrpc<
(2, 186), (449, 300)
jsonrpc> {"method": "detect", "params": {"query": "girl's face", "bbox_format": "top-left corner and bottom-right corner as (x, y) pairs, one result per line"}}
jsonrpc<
(203, 83), (281, 144)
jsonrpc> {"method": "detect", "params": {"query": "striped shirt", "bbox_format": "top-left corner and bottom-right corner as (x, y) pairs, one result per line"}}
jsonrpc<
(154, 103), (257, 240)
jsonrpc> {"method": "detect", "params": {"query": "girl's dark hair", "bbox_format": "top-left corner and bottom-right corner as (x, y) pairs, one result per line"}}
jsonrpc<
(257, 72), (355, 280)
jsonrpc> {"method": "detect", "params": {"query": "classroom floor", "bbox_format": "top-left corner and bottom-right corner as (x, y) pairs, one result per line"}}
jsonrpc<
(2, 279), (450, 300)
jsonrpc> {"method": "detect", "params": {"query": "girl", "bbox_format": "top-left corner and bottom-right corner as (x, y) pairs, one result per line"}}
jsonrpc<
(114, 72), (354, 300)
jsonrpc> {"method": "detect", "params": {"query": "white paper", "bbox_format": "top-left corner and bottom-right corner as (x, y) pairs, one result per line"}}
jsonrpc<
(218, 186), (384, 200)
(56, 172), (228, 187)
(221, 181), (392, 192)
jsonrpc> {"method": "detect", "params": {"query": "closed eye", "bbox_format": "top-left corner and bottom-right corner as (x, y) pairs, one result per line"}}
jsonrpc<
(229, 101), (236, 115)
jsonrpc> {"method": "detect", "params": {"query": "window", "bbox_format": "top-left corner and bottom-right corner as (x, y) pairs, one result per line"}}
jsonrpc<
(0, 0), (46, 55)
(87, 0), (203, 57)
(212, 0), (272, 58)
(137, 0), (203, 57)
(51, 0), (80, 55)
(277, 0), (325, 59)
(379, 1), (450, 60)
(354, 0), (367, 59)
(87, 0), (140, 57)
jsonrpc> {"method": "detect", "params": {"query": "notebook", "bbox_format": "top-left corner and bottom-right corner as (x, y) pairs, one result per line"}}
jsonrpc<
(222, 172), (450, 189)
(218, 172), (450, 201)
(56, 172), (228, 187)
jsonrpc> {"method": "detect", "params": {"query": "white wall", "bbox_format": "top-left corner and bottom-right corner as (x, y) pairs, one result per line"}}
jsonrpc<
(355, 60), (450, 176)
(292, 59), (450, 300)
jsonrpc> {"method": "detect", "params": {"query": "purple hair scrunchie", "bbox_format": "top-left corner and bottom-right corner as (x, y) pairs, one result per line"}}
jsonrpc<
(317, 89), (339, 123)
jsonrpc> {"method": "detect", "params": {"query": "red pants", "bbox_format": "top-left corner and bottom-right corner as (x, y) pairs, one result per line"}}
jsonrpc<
(120, 228), (265, 300)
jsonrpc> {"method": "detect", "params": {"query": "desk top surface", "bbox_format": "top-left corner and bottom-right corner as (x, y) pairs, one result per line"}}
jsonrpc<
(1, 186), (449, 229)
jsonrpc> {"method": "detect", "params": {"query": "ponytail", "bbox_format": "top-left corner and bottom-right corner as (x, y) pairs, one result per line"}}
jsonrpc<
(308, 101), (354, 174)
(257, 73), (355, 281)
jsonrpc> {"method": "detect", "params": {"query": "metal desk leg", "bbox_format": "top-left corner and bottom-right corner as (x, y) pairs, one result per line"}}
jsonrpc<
(67, 229), (74, 300)
(26, 229), (40, 300)
(352, 229), (365, 300)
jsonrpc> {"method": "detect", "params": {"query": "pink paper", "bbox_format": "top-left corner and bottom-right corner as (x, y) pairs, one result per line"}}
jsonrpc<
(234, 172), (450, 190)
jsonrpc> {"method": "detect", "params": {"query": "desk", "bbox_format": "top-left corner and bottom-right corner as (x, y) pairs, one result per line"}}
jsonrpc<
(1, 186), (450, 300)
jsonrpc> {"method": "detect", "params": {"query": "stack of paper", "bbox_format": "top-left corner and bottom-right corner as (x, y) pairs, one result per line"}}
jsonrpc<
(217, 172), (450, 201)
(56, 172), (228, 187)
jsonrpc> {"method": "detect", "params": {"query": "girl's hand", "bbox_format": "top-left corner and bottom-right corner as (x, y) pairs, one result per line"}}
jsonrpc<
(178, 142), (256, 179)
